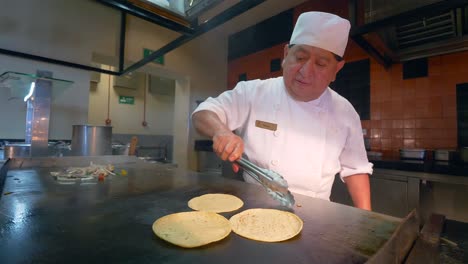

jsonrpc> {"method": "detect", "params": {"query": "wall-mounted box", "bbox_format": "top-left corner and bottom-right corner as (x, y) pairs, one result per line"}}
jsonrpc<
(90, 71), (101, 84)
(114, 72), (145, 90)
(149, 75), (175, 96)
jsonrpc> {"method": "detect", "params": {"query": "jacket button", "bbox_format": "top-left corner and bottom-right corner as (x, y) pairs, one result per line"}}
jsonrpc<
(271, 160), (278, 166)
(274, 130), (280, 137)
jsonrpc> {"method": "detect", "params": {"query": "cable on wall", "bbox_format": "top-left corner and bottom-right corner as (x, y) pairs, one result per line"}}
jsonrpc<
(105, 65), (112, 125)
(142, 74), (148, 127)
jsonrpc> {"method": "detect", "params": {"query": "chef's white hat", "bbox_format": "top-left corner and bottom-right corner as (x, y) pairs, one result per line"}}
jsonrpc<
(290, 12), (351, 57)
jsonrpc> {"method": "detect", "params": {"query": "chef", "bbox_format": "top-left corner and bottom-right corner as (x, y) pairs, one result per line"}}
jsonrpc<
(192, 11), (373, 210)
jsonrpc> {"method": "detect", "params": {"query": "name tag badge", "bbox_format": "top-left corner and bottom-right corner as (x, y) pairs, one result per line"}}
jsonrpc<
(255, 120), (278, 131)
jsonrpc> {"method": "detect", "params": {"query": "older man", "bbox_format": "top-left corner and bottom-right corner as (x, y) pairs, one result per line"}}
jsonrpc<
(192, 12), (372, 210)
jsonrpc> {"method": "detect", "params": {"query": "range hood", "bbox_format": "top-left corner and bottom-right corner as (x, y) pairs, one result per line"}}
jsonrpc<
(136, 0), (225, 20)
(98, 0), (227, 35)
(351, 0), (468, 66)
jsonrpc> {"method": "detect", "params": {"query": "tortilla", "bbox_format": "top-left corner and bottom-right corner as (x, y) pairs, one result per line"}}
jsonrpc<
(229, 208), (303, 242)
(188, 193), (244, 213)
(152, 211), (231, 248)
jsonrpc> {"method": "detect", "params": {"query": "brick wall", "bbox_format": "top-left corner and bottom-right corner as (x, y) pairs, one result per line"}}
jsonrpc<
(363, 54), (461, 158)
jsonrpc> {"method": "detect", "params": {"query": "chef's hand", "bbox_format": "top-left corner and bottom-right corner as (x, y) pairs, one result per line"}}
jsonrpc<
(212, 130), (244, 172)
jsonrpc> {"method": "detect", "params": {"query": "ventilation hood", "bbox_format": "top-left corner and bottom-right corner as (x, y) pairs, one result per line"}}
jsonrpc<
(98, 0), (227, 35)
(351, 0), (468, 67)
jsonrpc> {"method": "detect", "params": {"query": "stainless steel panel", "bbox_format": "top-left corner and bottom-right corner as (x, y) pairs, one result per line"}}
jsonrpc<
(3, 143), (30, 158)
(197, 150), (222, 173)
(71, 125), (112, 156)
(25, 99), (33, 144)
(29, 78), (52, 157)
(331, 173), (416, 219)
(407, 177), (421, 216)
(371, 177), (410, 218)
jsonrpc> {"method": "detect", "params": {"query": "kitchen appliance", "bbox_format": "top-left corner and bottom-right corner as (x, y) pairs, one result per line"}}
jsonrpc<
(434, 149), (457, 162)
(400, 149), (426, 160)
(71, 125), (112, 156)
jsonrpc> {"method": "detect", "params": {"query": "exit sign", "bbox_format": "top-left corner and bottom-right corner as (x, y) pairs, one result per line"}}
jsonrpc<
(119, 96), (134, 105)
(143, 48), (164, 65)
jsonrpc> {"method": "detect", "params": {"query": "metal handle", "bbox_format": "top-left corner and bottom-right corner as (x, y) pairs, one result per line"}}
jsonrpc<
(236, 157), (295, 208)
(237, 158), (273, 181)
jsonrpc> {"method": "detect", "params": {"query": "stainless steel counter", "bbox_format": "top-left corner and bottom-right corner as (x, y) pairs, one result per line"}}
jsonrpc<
(371, 158), (468, 177)
(0, 156), (411, 263)
(374, 168), (468, 186)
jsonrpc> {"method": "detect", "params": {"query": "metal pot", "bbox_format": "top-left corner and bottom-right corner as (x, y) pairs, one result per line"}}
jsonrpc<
(4, 143), (31, 159)
(71, 125), (112, 156)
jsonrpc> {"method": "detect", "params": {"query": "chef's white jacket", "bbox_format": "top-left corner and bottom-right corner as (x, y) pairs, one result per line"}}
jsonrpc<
(193, 77), (373, 200)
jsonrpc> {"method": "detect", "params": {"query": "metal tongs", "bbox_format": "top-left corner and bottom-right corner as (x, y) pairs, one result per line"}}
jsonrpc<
(236, 158), (295, 208)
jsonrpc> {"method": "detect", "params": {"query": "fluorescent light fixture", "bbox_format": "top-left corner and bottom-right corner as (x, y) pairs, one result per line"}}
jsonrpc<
(24, 82), (35, 102)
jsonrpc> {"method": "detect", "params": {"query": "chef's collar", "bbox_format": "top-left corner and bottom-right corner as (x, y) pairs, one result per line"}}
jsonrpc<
(300, 88), (329, 109)
(280, 77), (330, 110)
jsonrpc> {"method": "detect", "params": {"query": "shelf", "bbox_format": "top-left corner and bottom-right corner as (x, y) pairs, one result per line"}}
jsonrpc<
(0, 71), (73, 101)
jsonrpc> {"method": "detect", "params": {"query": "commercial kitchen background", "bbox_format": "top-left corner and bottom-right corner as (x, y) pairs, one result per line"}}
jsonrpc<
(1, 0), (468, 223)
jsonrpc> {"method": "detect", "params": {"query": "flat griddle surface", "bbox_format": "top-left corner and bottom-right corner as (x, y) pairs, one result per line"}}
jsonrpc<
(0, 156), (400, 264)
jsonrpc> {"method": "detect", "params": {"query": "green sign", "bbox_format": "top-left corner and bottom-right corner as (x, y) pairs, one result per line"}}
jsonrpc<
(143, 48), (165, 65)
(119, 96), (134, 105)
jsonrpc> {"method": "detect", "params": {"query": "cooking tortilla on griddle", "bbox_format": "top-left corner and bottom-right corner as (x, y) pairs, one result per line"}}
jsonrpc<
(229, 208), (303, 242)
(188, 193), (243, 213)
(152, 211), (231, 248)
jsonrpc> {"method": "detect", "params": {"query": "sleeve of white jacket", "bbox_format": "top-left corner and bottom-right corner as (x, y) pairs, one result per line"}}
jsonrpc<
(191, 81), (251, 131)
(339, 110), (373, 181)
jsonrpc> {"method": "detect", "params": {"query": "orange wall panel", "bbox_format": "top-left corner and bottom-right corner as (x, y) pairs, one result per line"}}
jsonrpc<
(227, 43), (285, 88)
(365, 52), (468, 157)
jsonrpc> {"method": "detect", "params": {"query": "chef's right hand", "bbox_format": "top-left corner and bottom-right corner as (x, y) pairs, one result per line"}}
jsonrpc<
(212, 131), (244, 172)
